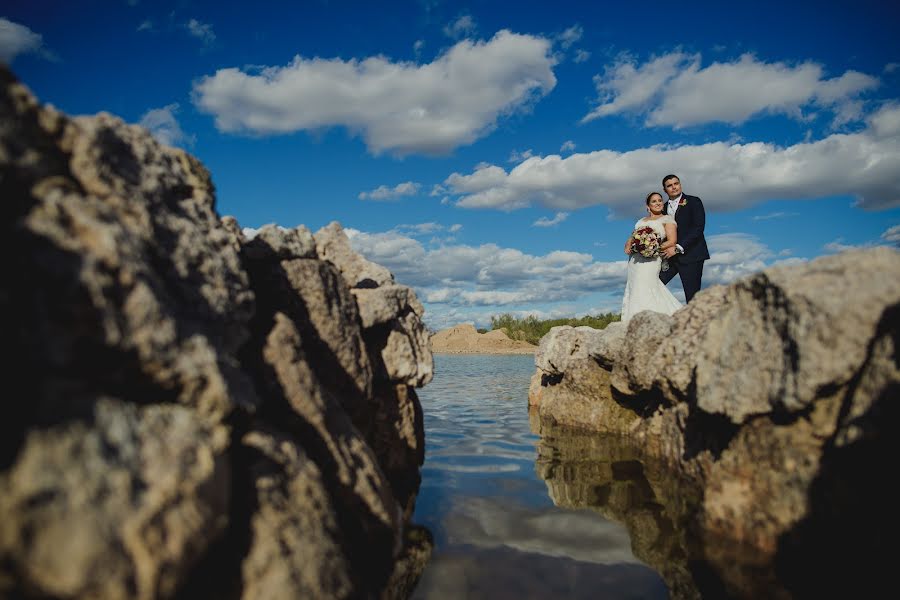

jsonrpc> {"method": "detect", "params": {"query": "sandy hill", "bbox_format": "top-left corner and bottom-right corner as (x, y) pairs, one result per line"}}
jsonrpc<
(430, 323), (537, 354)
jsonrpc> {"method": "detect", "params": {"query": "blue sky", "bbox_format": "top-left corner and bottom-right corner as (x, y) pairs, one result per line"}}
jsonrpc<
(4, 0), (899, 329)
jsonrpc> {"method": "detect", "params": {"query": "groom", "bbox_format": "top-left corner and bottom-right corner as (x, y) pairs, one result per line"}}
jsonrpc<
(660, 174), (709, 302)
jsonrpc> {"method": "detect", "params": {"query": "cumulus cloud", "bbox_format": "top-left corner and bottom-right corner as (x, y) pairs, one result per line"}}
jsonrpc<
(442, 102), (900, 214)
(443, 15), (477, 39)
(347, 229), (626, 297)
(0, 18), (47, 63)
(703, 233), (774, 285)
(533, 212), (569, 227)
(574, 49), (591, 64)
(358, 181), (420, 201)
(556, 25), (582, 50)
(509, 148), (535, 163)
(582, 51), (879, 128)
(139, 103), (195, 147)
(882, 224), (900, 245)
(393, 222), (449, 236)
(192, 30), (557, 155)
(185, 18), (215, 45)
(346, 226), (794, 328)
(560, 140), (576, 153)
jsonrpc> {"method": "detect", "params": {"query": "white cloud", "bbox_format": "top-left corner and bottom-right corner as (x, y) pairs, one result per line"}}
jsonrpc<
(556, 25), (582, 50)
(358, 181), (421, 201)
(582, 51), (879, 129)
(0, 18), (45, 63)
(137, 20), (153, 32)
(444, 15), (477, 39)
(884, 63), (899, 74)
(823, 238), (865, 253)
(752, 211), (799, 221)
(347, 229), (626, 298)
(443, 103), (900, 214)
(186, 18), (215, 45)
(574, 49), (591, 64)
(560, 140), (576, 153)
(509, 148), (535, 163)
(882, 224), (900, 244)
(138, 103), (195, 147)
(449, 223), (463, 233)
(413, 39), (425, 59)
(703, 233), (773, 285)
(533, 212), (569, 227)
(193, 30), (557, 155)
(394, 222), (443, 235)
(348, 227), (796, 329)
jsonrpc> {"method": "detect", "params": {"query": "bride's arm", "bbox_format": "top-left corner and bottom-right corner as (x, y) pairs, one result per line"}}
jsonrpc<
(660, 222), (677, 249)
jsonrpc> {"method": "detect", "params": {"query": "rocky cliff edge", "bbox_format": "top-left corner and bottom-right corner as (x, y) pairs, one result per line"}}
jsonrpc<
(529, 248), (899, 596)
(0, 66), (433, 599)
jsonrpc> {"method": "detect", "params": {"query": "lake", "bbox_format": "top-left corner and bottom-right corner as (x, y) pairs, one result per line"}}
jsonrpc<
(411, 354), (670, 599)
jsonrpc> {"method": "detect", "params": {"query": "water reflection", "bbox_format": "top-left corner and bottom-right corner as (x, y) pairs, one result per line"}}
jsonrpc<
(531, 414), (789, 599)
(413, 354), (667, 599)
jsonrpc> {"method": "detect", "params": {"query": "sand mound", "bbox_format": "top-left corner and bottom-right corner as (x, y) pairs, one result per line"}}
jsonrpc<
(430, 323), (537, 354)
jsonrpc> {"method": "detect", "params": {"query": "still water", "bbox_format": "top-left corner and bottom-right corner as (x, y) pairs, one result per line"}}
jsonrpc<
(412, 354), (669, 599)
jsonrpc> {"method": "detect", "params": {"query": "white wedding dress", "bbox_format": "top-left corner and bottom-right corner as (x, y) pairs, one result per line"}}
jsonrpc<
(621, 215), (683, 323)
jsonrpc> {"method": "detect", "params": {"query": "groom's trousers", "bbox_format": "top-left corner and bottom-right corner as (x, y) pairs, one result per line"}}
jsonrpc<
(660, 259), (704, 303)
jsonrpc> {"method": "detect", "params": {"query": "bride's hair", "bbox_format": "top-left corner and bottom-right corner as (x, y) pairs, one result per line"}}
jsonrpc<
(645, 192), (663, 205)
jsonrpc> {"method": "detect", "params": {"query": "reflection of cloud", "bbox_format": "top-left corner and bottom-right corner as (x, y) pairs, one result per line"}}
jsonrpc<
(442, 495), (639, 565)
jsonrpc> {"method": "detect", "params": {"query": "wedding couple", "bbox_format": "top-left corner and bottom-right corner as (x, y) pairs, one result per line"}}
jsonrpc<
(621, 174), (709, 323)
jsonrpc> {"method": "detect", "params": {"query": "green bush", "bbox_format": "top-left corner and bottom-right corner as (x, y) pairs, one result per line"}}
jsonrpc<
(489, 312), (620, 345)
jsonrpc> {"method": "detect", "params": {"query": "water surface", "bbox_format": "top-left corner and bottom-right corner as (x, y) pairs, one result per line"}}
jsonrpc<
(412, 354), (668, 599)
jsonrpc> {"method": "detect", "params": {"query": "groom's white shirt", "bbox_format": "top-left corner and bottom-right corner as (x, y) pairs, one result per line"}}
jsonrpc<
(668, 195), (684, 254)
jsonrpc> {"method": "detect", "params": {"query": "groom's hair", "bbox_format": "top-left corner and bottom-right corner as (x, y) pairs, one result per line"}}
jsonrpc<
(662, 174), (680, 186)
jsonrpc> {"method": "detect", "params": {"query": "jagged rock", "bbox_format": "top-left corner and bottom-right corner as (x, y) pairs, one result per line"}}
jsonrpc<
(535, 322), (625, 374)
(1, 66), (431, 599)
(528, 248), (900, 597)
(0, 399), (230, 600)
(315, 221), (394, 288)
(243, 223), (317, 261)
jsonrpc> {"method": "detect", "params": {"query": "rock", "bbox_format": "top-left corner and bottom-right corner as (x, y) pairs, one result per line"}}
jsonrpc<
(243, 223), (317, 261)
(0, 65), (431, 599)
(430, 323), (537, 354)
(527, 248), (900, 596)
(315, 221), (394, 288)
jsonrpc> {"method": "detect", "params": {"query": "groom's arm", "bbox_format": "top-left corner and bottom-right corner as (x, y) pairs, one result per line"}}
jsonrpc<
(677, 196), (706, 252)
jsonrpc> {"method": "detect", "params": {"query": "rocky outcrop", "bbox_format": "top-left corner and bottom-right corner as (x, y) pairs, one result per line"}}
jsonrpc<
(529, 248), (900, 598)
(430, 323), (537, 354)
(0, 66), (432, 599)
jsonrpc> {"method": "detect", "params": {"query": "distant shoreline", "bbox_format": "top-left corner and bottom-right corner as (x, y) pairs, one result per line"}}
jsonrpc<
(432, 348), (536, 355)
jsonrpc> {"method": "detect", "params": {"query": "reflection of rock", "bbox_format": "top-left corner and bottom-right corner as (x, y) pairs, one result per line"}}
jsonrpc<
(0, 66), (430, 599)
(529, 249), (900, 597)
(531, 417), (787, 600)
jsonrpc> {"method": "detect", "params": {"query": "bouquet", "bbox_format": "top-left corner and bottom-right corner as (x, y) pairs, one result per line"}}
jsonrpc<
(630, 226), (669, 271)
(631, 226), (661, 258)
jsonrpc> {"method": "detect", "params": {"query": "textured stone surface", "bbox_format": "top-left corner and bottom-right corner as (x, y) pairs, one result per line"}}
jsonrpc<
(528, 248), (900, 596)
(1, 66), (431, 599)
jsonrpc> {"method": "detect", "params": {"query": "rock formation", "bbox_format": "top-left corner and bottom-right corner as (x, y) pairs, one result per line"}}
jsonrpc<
(529, 248), (900, 598)
(0, 66), (432, 599)
(430, 323), (537, 354)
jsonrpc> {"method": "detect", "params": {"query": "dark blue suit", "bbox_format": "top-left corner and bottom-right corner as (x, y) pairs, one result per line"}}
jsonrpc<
(660, 193), (709, 302)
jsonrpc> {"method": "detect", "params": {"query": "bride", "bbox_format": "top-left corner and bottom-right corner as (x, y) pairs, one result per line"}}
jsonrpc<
(621, 192), (683, 323)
